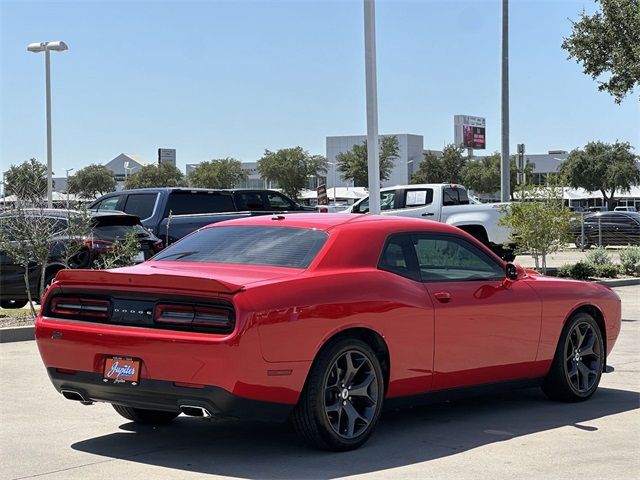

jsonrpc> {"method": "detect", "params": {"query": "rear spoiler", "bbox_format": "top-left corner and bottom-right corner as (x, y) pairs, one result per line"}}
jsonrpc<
(54, 269), (244, 294)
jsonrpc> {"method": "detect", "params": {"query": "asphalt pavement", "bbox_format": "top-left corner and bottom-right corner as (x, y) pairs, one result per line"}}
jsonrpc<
(1, 286), (638, 480)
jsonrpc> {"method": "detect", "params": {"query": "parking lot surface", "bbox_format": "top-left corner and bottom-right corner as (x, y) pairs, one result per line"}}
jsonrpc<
(1, 286), (638, 480)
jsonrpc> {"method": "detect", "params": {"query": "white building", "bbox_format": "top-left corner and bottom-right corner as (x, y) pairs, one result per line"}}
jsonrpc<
(326, 134), (425, 188)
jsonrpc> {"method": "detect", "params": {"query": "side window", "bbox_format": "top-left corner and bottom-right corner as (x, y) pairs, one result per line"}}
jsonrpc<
(442, 187), (470, 206)
(266, 192), (295, 210)
(236, 192), (267, 210)
(380, 191), (396, 211)
(404, 189), (433, 208)
(352, 197), (369, 214)
(353, 191), (397, 213)
(94, 196), (121, 212)
(166, 192), (236, 215)
(413, 235), (504, 281)
(123, 193), (158, 220)
(379, 236), (419, 280)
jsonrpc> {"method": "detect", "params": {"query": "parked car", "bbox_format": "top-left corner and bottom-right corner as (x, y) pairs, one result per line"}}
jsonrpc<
(36, 214), (620, 451)
(344, 184), (515, 259)
(90, 188), (315, 245)
(0, 209), (162, 308)
(614, 206), (637, 212)
(572, 211), (640, 248)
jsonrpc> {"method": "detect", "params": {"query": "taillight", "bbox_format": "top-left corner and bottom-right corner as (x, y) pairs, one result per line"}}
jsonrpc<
(154, 304), (233, 332)
(319, 207), (328, 213)
(49, 297), (110, 319)
(151, 239), (164, 253)
(83, 239), (113, 252)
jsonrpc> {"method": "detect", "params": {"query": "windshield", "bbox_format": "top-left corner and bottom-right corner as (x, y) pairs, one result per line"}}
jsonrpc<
(153, 225), (328, 268)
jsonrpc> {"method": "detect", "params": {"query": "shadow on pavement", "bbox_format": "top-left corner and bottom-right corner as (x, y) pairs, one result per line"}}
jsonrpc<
(72, 387), (639, 479)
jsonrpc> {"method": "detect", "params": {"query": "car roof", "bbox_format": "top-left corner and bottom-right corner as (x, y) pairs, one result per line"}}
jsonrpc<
(0, 208), (139, 220)
(209, 213), (463, 234)
(98, 187), (284, 195)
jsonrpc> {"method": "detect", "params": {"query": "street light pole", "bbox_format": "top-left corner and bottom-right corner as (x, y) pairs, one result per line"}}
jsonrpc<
(45, 49), (53, 208)
(500, 0), (510, 202)
(65, 168), (74, 209)
(364, 0), (381, 215)
(27, 40), (68, 208)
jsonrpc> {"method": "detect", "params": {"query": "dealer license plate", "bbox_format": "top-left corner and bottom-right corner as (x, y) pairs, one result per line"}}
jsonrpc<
(103, 356), (141, 385)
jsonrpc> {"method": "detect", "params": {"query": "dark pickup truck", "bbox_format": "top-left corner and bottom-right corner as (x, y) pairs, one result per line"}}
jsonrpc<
(90, 188), (315, 244)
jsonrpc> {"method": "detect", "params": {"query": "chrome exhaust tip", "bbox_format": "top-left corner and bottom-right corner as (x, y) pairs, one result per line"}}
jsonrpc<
(60, 389), (93, 405)
(179, 404), (213, 417)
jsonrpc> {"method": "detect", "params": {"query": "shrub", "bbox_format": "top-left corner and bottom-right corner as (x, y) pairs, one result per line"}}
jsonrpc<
(585, 248), (613, 266)
(595, 263), (619, 278)
(619, 246), (640, 276)
(557, 264), (573, 278)
(569, 262), (597, 280)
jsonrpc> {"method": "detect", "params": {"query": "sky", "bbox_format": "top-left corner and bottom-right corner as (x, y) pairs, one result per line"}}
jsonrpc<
(1, 0), (639, 176)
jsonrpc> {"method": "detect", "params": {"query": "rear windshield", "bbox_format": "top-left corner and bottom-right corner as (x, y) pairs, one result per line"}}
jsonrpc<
(153, 225), (328, 268)
(166, 191), (236, 215)
(93, 224), (149, 241)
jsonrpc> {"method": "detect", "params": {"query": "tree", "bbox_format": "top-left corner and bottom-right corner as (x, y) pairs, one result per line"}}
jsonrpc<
(4, 158), (49, 202)
(562, 0), (640, 104)
(336, 136), (399, 187)
(124, 163), (185, 189)
(560, 141), (639, 210)
(461, 154), (535, 198)
(499, 185), (572, 273)
(187, 158), (247, 189)
(67, 164), (116, 199)
(411, 144), (467, 184)
(257, 147), (327, 201)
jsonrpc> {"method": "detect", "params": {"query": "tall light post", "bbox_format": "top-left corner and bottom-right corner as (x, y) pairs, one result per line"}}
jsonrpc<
(364, 0), (381, 214)
(500, 0), (510, 202)
(65, 167), (74, 209)
(27, 40), (68, 208)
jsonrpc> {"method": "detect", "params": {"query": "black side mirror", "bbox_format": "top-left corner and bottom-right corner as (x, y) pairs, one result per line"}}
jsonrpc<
(505, 263), (518, 281)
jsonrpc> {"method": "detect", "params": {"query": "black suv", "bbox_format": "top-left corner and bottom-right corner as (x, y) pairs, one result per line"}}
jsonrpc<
(90, 188), (315, 244)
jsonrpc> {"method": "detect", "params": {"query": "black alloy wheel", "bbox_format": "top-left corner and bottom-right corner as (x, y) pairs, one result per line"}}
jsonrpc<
(292, 338), (384, 451)
(542, 313), (604, 402)
(324, 350), (379, 439)
(564, 321), (602, 394)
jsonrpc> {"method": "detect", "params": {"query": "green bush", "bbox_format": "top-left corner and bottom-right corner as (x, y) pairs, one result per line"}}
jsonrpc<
(586, 248), (613, 266)
(595, 263), (619, 278)
(557, 264), (573, 278)
(619, 246), (640, 276)
(569, 261), (597, 280)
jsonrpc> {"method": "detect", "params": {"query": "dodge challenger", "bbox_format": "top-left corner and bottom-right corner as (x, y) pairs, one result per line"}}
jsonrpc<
(35, 214), (621, 451)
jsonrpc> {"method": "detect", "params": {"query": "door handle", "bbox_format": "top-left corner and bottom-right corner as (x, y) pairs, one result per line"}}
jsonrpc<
(434, 292), (451, 303)
(422, 212), (435, 217)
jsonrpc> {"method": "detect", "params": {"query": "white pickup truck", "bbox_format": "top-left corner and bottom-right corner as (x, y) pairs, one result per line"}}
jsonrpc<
(344, 183), (515, 260)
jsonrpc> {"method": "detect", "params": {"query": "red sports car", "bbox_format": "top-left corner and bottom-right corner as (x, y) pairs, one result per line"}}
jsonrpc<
(35, 214), (621, 451)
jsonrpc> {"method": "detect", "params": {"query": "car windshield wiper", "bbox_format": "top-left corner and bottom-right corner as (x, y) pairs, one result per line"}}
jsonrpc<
(156, 251), (197, 261)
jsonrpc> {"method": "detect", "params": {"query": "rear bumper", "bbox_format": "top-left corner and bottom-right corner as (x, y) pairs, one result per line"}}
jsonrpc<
(48, 368), (293, 422)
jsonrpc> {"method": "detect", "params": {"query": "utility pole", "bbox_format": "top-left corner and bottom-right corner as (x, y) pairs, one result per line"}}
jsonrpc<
(364, 0), (381, 214)
(500, 0), (510, 202)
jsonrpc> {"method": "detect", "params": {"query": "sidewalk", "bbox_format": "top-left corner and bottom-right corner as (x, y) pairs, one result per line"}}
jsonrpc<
(515, 247), (623, 269)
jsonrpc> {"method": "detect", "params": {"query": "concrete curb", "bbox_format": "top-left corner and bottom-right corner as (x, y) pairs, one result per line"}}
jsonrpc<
(596, 278), (640, 287)
(0, 325), (35, 343)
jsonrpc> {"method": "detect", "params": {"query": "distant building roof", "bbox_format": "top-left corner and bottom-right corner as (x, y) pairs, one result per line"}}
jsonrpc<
(524, 153), (569, 174)
(104, 153), (148, 176)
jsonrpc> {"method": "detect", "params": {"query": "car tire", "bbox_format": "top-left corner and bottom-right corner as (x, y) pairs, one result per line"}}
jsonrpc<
(112, 404), (179, 424)
(542, 312), (604, 402)
(292, 337), (384, 451)
(0, 300), (28, 309)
